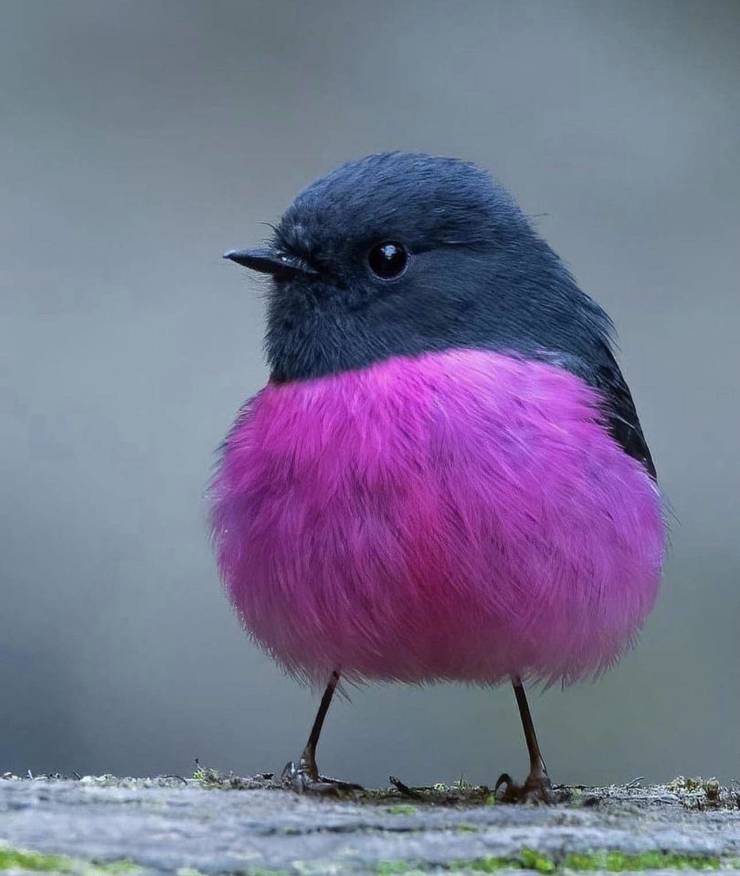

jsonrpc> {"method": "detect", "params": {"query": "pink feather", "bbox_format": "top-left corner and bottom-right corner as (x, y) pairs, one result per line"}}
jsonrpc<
(210, 350), (664, 687)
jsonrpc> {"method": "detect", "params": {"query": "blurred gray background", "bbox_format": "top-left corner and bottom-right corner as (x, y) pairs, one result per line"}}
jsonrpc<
(2, 0), (739, 787)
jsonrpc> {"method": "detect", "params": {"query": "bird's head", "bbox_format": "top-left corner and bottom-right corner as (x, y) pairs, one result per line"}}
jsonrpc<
(225, 152), (609, 382)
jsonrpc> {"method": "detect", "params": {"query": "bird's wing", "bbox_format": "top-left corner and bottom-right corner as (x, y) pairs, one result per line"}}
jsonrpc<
(535, 344), (657, 479)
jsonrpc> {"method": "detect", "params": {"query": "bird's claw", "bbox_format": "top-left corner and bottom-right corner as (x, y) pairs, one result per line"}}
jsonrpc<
(494, 770), (555, 804)
(281, 760), (363, 796)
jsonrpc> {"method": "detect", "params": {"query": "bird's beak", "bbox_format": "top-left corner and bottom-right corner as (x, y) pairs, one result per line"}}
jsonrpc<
(223, 247), (318, 277)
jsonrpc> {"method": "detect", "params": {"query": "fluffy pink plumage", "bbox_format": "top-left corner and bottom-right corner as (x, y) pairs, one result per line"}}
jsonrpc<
(210, 349), (664, 687)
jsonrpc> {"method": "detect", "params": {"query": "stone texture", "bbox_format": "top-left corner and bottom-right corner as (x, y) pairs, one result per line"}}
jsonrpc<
(0, 774), (739, 874)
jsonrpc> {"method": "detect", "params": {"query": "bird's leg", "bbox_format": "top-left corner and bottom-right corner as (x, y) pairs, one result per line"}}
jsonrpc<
(295, 670), (337, 781)
(281, 670), (363, 795)
(495, 676), (555, 804)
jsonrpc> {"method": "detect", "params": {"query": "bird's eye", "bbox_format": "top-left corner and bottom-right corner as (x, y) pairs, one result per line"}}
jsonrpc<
(367, 242), (408, 280)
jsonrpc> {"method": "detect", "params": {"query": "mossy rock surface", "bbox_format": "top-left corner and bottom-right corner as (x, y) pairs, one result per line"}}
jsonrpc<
(1, 774), (739, 874)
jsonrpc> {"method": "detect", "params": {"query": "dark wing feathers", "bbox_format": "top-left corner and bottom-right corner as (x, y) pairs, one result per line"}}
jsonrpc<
(590, 342), (656, 479)
(534, 345), (656, 480)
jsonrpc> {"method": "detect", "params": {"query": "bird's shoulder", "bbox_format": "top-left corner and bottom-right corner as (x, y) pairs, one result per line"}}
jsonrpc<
(529, 345), (656, 479)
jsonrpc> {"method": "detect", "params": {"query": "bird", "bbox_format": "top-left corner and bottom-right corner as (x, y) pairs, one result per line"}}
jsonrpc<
(211, 152), (665, 802)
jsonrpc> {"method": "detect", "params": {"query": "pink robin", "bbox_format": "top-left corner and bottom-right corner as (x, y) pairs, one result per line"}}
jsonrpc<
(211, 153), (665, 802)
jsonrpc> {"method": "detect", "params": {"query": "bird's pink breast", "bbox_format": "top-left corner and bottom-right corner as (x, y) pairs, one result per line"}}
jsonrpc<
(211, 350), (664, 686)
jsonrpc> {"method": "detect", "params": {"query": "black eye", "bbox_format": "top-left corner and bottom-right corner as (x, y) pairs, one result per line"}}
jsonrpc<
(367, 242), (408, 279)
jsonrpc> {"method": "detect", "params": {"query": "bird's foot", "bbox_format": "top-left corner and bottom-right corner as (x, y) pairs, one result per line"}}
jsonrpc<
(494, 770), (555, 805)
(281, 760), (363, 796)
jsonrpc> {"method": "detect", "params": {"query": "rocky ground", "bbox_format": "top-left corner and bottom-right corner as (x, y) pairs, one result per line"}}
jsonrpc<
(1, 772), (739, 875)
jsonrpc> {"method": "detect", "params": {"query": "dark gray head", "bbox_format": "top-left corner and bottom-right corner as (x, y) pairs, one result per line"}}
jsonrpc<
(225, 152), (613, 383)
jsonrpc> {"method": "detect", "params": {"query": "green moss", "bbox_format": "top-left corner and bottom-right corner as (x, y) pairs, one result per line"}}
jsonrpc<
(375, 848), (722, 874)
(563, 850), (720, 871)
(455, 822), (479, 833)
(97, 863), (141, 875)
(2, 844), (721, 876)
(563, 852), (603, 870)
(376, 863), (424, 875)
(0, 849), (74, 872)
(517, 849), (556, 873)
(448, 857), (508, 872)
(0, 847), (142, 874)
(192, 764), (221, 788)
(386, 803), (418, 815)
